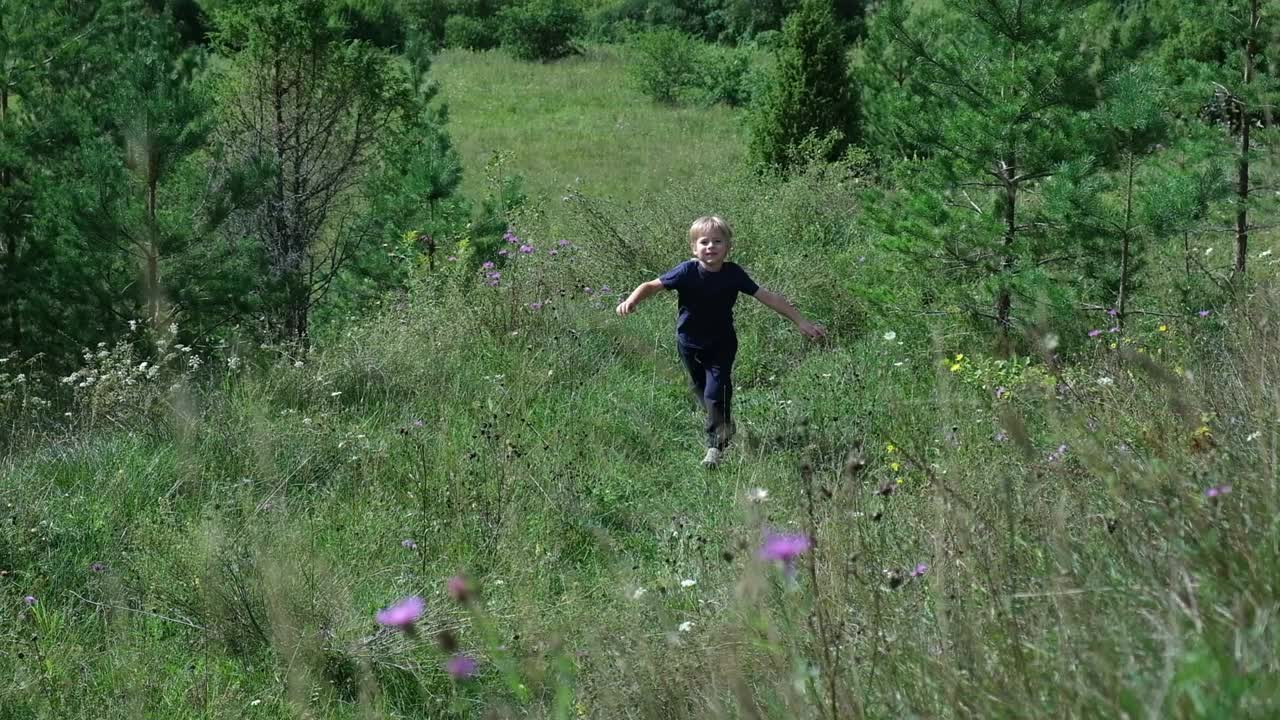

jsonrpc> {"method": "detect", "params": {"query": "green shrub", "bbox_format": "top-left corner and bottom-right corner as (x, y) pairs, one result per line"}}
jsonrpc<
(698, 43), (754, 106)
(497, 0), (583, 61)
(625, 28), (704, 104)
(443, 13), (499, 49)
(749, 0), (860, 173)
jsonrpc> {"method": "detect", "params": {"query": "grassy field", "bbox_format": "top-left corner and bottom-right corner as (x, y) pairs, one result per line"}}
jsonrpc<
(3, 43), (1280, 720)
(431, 45), (747, 213)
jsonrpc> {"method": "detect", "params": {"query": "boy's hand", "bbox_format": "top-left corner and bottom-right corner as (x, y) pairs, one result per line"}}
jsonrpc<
(796, 320), (826, 339)
(616, 298), (637, 316)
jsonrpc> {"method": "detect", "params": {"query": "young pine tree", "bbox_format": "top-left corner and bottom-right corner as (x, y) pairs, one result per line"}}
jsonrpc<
(1041, 66), (1221, 325)
(748, 0), (860, 174)
(866, 0), (1099, 335)
(210, 0), (434, 342)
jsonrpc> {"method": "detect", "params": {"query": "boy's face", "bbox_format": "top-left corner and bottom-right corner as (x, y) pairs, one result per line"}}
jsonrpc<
(691, 230), (730, 268)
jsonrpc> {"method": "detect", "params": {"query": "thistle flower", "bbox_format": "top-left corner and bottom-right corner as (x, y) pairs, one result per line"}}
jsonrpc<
(911, 563), (929, 578)
(758, 532), (811, 576)
(446, 576), (470, 602)
(1204, 484), (1232, 498)
(375, 596), (424, 630)
(519, 245), (534, 254)
(23, 595), (36, 606)
(445, 654), (477, 679)
(482, 261), (495, 270)
(1198, 310), (1211, 318)
(1088, 329), (1102, 338)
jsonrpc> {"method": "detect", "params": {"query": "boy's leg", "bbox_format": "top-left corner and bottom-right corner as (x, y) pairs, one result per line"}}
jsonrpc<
(703, 342), (737, 450)
(677, 344), (711, 432)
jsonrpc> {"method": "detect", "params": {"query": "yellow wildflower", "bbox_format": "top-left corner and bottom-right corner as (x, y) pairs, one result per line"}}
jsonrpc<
(1158, 324), (1168, 332)
(889, 462), (900, 472)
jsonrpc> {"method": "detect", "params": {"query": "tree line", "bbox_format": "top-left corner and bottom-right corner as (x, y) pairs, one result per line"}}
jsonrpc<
(1, 0), (1276, 367)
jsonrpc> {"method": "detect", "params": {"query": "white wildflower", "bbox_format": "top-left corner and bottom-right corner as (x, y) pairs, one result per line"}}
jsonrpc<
(746, 487), (769, 503)
(631, 587), (647, 600)
(330, 391), (342, 397)
(677, 621), (694, 633)
(882, 331), (897, 341)
(1247, 431), (1261, 442)
(1097, 377), (1114, 386)
(293, 360), (304, 369)
(680, 578), (697, 588)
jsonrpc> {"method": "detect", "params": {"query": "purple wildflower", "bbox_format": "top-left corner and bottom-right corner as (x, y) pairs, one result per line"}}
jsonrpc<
(558, 239), (571, 247)
(23, 595), (36, 606)
(548, 249), (558, 256)
(401, 539), (417, 550)
(447, 255), (457, 262)
(445, 654), (477, 680)
(482, 261), (495, 270)
(375, 596), (424, 630)
(413, 419), (424, 427)
(518, 244), (534, 254)
(1109, 326), (1121, 333)
(1198, 310), (1211, 318)
(911, 563), (929, 578)
(583, 287), (593, 294)
(994, 430), (1008, 443)
(600, 285), (611, 293)
(1204, 484), (1233, 498)
(1088, 329), (1102, 338)
(528, 302), (543, 310)
(498, 249), (508, 256)
(90, 562), (106, 573)
(1107, 308), (1118, 317)
(758, 531), (811, 577)
(446, 576), (470, 603)
(1047, 443), (1068, 462)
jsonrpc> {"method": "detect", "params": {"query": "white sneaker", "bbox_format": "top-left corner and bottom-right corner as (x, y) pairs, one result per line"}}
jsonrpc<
(701, 447), (722, 468)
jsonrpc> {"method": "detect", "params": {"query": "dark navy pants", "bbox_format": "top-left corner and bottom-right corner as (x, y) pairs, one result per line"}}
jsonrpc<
(677, 340), (737, 449)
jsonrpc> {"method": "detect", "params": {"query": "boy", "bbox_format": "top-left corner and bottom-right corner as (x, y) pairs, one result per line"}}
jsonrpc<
(616, 216), (826, 467)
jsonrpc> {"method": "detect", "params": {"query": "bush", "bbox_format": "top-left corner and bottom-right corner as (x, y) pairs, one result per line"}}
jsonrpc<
(497, 0), (583, 61)
(698, 43), (754, 106)
(625, 28), (704, 104)
(749, 0), (860, 173)
(444, 13), (499, 50)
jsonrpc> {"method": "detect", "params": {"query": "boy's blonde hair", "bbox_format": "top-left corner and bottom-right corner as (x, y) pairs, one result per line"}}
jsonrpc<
(688, 215), (733, 247)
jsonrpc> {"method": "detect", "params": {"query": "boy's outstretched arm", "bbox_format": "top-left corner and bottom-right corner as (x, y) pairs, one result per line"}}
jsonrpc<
(752, 288), (826, 339)
(616, 279), (665, 316)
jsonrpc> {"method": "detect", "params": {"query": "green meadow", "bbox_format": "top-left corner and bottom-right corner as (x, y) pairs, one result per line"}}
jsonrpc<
(4, 6), (1280, 720)
(431, 45), (746, 210)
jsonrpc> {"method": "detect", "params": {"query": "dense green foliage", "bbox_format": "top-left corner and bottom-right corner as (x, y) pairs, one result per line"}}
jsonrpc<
(4, 0), (1280, 718)
(748, 0), (859, 172)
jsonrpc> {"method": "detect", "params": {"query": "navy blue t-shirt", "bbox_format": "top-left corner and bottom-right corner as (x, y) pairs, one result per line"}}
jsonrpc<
(659, 260), (759, 349)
